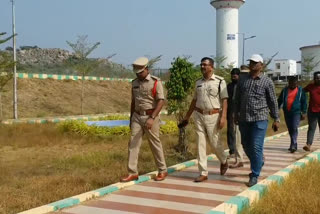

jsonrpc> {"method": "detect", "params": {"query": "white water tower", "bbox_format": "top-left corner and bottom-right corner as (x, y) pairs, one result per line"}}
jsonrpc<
(210, 0), (245, 68)
(300, 44), (320, 79)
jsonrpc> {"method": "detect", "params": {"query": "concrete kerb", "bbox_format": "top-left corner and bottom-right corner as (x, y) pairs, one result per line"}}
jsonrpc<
(263, 125), (308, 143)
(16, 125), (311, 214)
(17, 154), (215, 214)
(207, 150), (320, 214)
(16, 72), (135, 82)
(207, 139), (319, 213)
(1, 111), (168, 125)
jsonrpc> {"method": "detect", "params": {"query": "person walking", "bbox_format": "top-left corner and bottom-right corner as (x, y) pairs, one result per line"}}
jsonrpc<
(277, 76), (307, 153)
(179, 57), (229, 182)
(227, 68), (245, 168)
(302, 71), (320, 151)
(226, 69), (238, 158)
(235, 54), (280, 187)
(120, 57), (168, 182)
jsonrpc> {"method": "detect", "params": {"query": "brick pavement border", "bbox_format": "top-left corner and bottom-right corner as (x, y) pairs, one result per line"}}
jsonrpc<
(1, 111), (168, 125)
(17, 125), (313, 214)
(17, 154), (218, 214)
(207, 125), (319, 214)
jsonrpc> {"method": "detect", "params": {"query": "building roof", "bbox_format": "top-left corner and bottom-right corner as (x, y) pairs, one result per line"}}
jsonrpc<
(274, 59), (296, 62)
(299, 44), (320, 50)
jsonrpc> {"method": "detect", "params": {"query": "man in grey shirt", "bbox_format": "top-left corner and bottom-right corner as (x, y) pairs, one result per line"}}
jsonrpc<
(235, 54), (280, 187)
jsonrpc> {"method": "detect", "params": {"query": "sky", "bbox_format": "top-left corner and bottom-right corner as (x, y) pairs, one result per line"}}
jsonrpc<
(0, 0), (320, 69)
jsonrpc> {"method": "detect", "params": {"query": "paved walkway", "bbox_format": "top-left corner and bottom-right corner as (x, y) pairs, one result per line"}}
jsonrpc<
(49, 130), (320, 214)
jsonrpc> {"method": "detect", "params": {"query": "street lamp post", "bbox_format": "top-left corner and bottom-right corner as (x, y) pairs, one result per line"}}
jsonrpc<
(241, 34), (256, 65)
(11, 0), (18, 119)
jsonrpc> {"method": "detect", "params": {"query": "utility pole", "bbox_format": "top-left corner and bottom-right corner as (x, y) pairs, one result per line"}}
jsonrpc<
(11, 0), (18, 119)
(241, 34), (256, 65)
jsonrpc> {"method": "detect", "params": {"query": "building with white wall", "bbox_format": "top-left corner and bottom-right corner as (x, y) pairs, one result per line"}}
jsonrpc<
(265, 59), (300, 80)
(275, 59), (298, 76)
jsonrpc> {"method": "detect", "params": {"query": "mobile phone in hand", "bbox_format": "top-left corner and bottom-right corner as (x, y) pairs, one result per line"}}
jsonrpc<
(272, 124), (278, 132)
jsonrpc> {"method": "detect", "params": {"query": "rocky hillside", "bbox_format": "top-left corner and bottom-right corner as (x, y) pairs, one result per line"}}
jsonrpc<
(2, 46), (134, 78)
(17, 48), (73, 65)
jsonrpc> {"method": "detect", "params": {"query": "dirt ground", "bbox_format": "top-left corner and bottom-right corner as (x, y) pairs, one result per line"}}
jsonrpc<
(1, 78), (132, 119)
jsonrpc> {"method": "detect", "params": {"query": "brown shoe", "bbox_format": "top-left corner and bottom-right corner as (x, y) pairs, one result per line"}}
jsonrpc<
(194, 175), (208, 182)
(120, 174), (139, 182)
(303, 144), (311, 152)
(220, 161), (228, 175)
(229, 162), (244, 168)
(154, 172), (168, 181)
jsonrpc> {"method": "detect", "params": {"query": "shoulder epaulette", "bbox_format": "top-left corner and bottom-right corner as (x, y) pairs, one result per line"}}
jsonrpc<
(215, 75), (224, 80)
(132, 78), (138, 83)
(151, 75), (160, 81)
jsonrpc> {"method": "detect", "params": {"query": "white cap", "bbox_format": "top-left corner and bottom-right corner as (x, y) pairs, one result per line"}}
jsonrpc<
(132, 57), (149, 73)
(248, 54), (264, 63)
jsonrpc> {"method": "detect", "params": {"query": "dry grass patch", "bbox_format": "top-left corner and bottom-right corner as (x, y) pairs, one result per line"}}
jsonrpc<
(0, 123), (197, 214)
(1, 78), (132, 119)
(0, 112), (304, 213)
(242, 161), (320, 214)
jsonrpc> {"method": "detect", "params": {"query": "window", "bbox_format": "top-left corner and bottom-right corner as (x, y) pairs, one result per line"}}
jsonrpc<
(276, 63), (281, 69)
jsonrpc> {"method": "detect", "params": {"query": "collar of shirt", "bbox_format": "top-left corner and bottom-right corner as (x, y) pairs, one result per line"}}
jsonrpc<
(249, 72), (263, 80)
(202, 73), (215, 81)
(140, 74), (151, 82)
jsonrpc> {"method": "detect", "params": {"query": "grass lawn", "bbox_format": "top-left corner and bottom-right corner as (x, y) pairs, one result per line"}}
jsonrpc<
(0, 112), (306, 213)
(0, 121), (199, 214)
(242, 161), (320, 214)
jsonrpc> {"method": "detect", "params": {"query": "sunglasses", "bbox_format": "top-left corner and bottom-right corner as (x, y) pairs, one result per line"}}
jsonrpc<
(200, 63), (211, 67)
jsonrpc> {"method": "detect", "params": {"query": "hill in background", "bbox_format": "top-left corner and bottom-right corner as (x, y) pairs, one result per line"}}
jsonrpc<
(2, 46), (136, 79)
(2, 78), (132, 119)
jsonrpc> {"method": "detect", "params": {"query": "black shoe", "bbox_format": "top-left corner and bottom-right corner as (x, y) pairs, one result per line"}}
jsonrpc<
(290, 148), (297, 153)
(247, 176), (258, 187)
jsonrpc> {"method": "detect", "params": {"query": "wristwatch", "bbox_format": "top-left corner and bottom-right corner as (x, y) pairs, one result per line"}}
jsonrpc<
(150, 115), (156, 119)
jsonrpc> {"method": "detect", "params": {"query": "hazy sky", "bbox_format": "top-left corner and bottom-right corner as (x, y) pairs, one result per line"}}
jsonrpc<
(0, 0), (319, 68)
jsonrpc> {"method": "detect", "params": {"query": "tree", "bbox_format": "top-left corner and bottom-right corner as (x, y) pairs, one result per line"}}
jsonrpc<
(148, 55), (162, 69)
(166, 57), (200, 154)
(261, 52), (279, 73)
(66, 35), (101, 115)
(302, 56), (320, 80)
(0, 32), (16, 120)
(208, 55), (233, 83)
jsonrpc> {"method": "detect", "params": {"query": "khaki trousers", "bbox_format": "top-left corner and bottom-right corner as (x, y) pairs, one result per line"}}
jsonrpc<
(128, 112), (167, 175)
(234, 124), (244, 162)
(194, 111), (227, 176)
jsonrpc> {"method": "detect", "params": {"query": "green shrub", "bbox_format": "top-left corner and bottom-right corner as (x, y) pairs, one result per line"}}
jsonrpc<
(160, 120), (178, 134)
(58, 119), (178, 137)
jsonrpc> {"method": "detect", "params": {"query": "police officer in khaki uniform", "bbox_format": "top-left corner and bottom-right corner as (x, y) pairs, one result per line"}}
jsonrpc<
(180, 57), (229, 182)
(120, 57), (168, 182)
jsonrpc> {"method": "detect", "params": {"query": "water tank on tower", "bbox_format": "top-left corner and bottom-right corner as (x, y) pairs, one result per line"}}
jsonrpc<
(210, 0), (245, 68)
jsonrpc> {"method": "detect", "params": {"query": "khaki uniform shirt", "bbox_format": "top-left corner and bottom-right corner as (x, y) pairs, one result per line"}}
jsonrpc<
(132, 74), (165, 112)
(193, 74), (228, 110)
